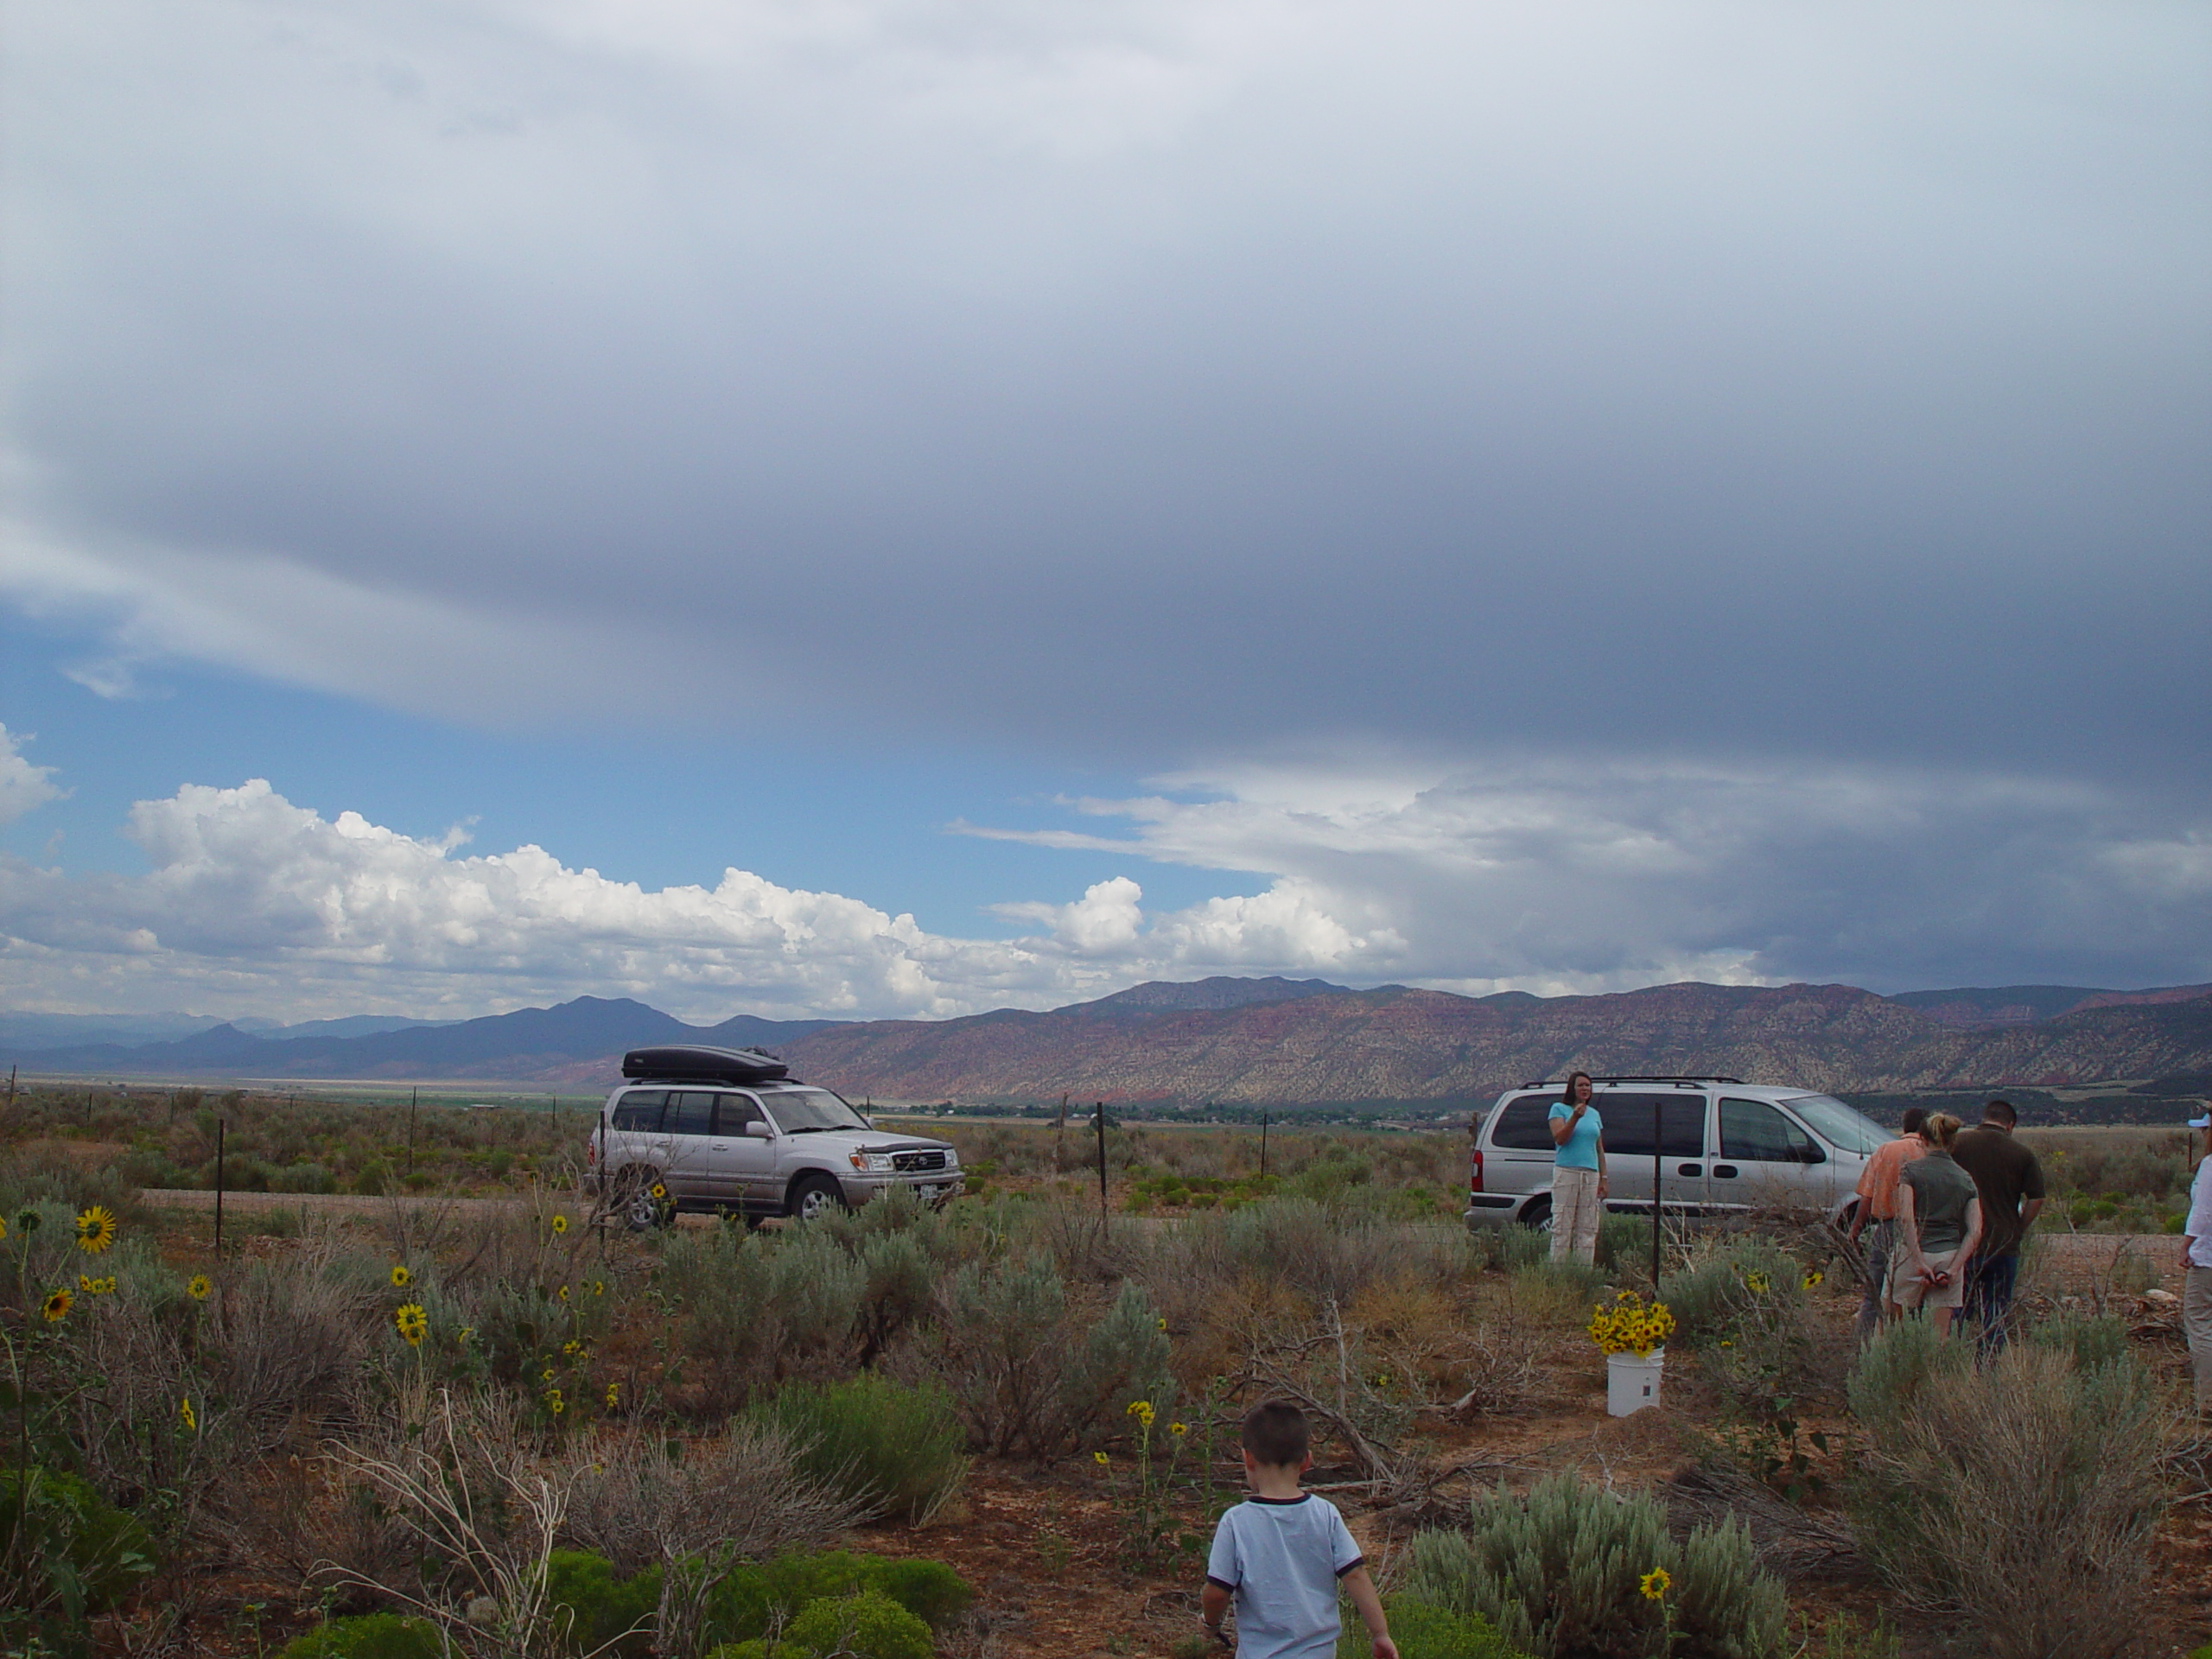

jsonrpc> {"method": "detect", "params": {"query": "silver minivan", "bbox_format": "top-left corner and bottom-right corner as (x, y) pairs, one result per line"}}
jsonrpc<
(1461, 1076), (1890, 1232)
(588, 1046), (963, 1226)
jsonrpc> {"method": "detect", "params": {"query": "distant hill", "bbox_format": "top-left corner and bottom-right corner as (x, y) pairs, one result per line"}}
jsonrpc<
(779, 979), (2212, 1105)
(10, 977), (2211, 1101)
(1069, 976), (1355, 1017)
(2, 997), (844, 1082)
(1886, 982), (2212, 1028)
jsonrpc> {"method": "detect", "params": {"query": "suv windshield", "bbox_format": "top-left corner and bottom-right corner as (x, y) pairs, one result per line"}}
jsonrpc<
(761, 1088), (871, 1135)
(1782, 1094), (1889, 1155)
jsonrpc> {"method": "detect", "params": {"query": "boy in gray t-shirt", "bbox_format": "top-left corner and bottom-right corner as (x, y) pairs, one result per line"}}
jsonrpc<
(1200, 1402), (1397, 1659)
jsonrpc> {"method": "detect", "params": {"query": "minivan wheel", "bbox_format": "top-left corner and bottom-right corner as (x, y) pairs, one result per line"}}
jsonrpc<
(1519, 1196), (1554, 1233)
(787, 1173), (848, 1223)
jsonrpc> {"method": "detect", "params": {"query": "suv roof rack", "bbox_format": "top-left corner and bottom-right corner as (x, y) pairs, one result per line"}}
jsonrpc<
(1515, 1075), (1746, 1089)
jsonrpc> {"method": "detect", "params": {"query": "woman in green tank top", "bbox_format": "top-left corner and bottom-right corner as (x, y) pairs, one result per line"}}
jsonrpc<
(1892, 1111), (1984, 1338)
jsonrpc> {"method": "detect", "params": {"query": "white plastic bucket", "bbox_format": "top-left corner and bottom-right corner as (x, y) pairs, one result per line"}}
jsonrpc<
(1606, 1349), (1664, 1416)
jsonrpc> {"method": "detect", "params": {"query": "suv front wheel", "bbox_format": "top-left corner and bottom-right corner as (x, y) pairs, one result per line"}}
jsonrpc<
(787, 1173), (849, 1223)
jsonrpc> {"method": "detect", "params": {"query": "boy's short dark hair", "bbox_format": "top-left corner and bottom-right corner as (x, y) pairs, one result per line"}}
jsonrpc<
(1242, 1400), (1309, 1468)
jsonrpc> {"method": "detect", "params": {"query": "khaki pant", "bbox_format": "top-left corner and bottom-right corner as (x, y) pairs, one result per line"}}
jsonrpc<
(2187, 1265), (2212, 1413)
(1551, 1166), (1602, 1265)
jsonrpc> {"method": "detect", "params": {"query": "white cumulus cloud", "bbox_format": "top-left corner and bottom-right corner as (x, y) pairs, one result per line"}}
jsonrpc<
(0, 727), (66, 827)
(0, 779), (1395, 1020)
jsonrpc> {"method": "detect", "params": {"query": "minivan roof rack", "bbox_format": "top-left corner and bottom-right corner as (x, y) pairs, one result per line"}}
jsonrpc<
(1515, 1075), (1746, 1089)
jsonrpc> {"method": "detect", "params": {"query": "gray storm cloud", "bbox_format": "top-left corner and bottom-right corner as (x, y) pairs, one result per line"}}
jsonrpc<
(2, 1), (2207, 1007)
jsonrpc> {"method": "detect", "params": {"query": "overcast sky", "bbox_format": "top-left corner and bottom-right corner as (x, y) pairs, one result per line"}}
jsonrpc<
(3, 0), (2207, 1022)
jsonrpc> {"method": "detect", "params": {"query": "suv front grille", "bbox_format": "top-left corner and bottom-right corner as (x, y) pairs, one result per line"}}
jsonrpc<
(892, 1150), (947, 1173)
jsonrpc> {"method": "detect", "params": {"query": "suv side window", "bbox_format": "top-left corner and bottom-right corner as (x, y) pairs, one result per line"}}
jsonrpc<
(611, 1090), (665, 1131)
(716, 1094), (765, 1133)
(1719, 1098), (1824, 1164)
(664, 1091), (716, 1138)
(1490, 1095), (1559, 1150)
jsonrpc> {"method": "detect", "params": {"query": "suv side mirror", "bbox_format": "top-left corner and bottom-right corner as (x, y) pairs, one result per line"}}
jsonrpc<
(744, 1119), (774, 1139)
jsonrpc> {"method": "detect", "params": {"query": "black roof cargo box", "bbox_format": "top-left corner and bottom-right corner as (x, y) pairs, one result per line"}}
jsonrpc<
(621, 1045), (790, 1084)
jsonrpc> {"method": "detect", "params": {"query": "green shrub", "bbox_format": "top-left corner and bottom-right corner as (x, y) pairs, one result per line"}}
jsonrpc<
(276, 1614), (442, 1659)
(273, 1161), (338, 1195)
(699, 1550), (973, 1648)
(750, 1374), (969, 1524)
(1843, 1332), (2165, 1659)
(0, 1465), (160, 1640)
(779, 1591), (932, 1659)
(546, 1548), (659, 1657)
(1594, 1213), (1652, 1275)
(1338, 1599), (1528, 1658)
(1405, 1474), (1785, 1659)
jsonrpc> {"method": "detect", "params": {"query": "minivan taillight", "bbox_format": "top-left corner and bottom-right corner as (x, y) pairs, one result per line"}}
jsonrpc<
(1469, 1147), (1484, 1195)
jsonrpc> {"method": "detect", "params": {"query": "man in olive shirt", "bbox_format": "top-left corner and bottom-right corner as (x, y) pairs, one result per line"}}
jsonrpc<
(1950, 1098), (2046, 1352)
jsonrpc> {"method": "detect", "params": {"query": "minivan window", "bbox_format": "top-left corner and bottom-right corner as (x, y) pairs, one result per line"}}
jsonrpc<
(611, 1090), (665, 1131)
(761, 1088), (871, 1134)
(1781, 1094), (1888, 1155)
(1719, 1098), (1824, 1164)
(1599, 1094), (1706, 1158)
(664, 1091), (716, 1137)
(1489, 1095), (1559, 1151)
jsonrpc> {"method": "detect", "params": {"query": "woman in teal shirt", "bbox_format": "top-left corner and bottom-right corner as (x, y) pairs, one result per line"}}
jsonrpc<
(1548, 1071), (1608, 1265)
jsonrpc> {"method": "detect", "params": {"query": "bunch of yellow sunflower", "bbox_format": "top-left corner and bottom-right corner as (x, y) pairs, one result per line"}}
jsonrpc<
(1586, 1288), (1675, 1357)
(1124, 1398), (1156, 1432)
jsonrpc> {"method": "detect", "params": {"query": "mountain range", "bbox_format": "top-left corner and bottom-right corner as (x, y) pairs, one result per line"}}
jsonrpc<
(5, 976), (2210, 1102)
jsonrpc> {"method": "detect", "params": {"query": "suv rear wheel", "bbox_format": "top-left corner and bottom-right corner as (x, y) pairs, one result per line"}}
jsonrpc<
(786, 1173), (848, 1223)
(1519, 1195), (1553, 1232)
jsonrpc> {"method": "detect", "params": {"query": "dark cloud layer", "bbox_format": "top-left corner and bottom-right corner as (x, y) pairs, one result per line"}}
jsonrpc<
(3, 2), (2208, 1007)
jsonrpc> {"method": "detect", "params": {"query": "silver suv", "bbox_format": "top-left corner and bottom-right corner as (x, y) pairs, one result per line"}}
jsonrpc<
(587, 1046), (963, 1227)
(1461, 1076), (1890, 1232)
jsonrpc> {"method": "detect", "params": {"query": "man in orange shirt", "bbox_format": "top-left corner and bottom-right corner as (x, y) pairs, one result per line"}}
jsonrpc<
(1847, 1107), (1927, 1339)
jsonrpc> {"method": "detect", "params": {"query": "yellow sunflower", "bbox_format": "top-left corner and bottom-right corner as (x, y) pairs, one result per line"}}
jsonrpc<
(1092, 1451), (1109, 1466)
(604, 1383), (620, 1408)
(649, 1183), (665, 1200)
(1639, 1567), (1672, 1602)
(187, 1274), (212, 1300)
(41, 1287), (73, 1323)
(390, 1264), (412, 1288)
(588, 1280), (606, 1297)
(1170, 1422), (1188, 1437)
(556, 1284), (569, 1302)
(179, 1397), (197, 1433)
(393, 1303), (428, 1345)
(550, 1214), (569, 1236)
(544, 1389), (565, 1416)
(74, 1205), (118, 1255)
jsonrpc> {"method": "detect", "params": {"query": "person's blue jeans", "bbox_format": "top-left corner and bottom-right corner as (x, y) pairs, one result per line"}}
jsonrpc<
(1962, 1252), (2019, 1351)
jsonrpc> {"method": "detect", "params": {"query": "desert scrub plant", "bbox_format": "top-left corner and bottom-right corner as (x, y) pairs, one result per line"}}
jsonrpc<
(1404, 1473), (1786, 1659)
(562, 1421), (863, 1659)
(1658, 1237), (1807, 1349)
(749, 1372), (969, 1524)
(1842, 1322), (2166, 1659)
(657, 1222), (863, 1405)
(904, 1254), (1169, 1458)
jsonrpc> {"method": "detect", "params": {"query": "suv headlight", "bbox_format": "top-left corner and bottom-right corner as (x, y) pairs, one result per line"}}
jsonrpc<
(849, 1152), (896, 1173)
